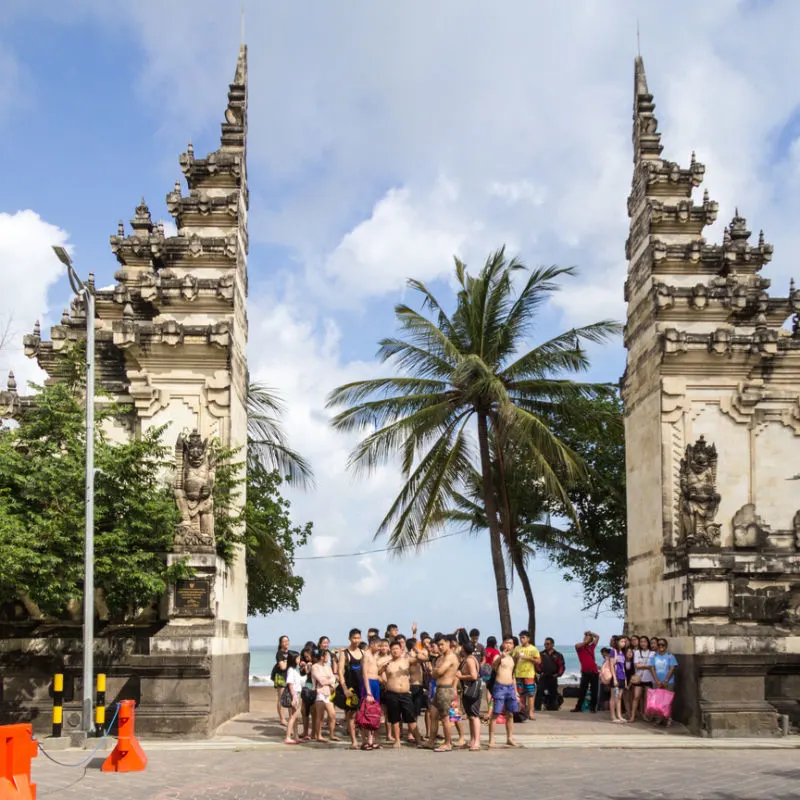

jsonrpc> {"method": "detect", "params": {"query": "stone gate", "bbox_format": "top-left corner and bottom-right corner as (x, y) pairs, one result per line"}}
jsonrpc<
(623, 56), (800, 736)
(0, 46), (250, 736)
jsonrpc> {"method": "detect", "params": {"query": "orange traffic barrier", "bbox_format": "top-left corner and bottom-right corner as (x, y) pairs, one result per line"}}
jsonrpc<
(0, 723), (37, 799)
(101, 700), (147, 773)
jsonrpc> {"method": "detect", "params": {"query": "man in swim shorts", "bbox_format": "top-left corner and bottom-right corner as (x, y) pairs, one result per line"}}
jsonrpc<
(489, 635), (521, 748)
(426, 634), (459, 752)
(379, 640), (422, 747)
(513, 629), (541, 719)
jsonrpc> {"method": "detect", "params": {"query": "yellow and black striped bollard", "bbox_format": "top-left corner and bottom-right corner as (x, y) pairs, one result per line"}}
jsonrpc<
(52, 673), (63, 737)
(95, 673), (106, 737)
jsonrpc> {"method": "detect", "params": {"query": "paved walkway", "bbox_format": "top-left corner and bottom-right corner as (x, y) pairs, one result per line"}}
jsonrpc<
(29, 702), (800, 797)
(207, 705), (799, 751)
(32, 746), (800, 799)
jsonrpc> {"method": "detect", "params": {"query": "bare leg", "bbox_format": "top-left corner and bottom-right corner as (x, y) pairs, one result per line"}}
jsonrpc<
(488, 715), (497, 748)
(506, 714), (517, 746)
(409, 721), (421, 745)
(526, 692), (535, 719)
(314, 701), (326, 740)
(285, 703), (299, 742)
(327, 703), (339, 740)
(346, 710), (358, 747)
(469, 715), (481, 749)
(391, 722), (401, 748)
(426, 708), (440, 748)
(277, 693), (286, 726)
(435, 715), (453, 751)
(455, 719), (466, 746)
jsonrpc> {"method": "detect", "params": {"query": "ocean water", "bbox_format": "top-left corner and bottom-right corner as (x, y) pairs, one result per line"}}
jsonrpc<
(249, 644), (584, 686)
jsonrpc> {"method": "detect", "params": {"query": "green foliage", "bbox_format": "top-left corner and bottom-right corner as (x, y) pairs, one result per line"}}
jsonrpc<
(326, 246), (620, 631)
(0, 378), (185, 618)
(516, 394), (627, 614)
(247, 383), (315, 489)
(0, 348), (315, 621)
(244, 467), (312, 617)
(211, 443), (246, 565)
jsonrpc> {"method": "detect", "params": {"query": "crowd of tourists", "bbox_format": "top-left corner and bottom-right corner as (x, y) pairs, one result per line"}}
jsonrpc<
(270, 625), (678, 750)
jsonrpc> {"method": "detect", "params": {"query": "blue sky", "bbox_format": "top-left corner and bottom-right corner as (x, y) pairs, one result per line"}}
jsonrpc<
(3, 1), (800, 649)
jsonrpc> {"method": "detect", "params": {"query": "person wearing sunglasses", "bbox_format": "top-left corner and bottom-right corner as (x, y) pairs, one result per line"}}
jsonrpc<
(650, 638), (678, 727)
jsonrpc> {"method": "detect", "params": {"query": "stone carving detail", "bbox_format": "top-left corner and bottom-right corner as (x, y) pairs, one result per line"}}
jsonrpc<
(731, 579), (790, 622)
(679, 436), (721, 546)
(783, 584), (800, 625)
(173, 430), (216, 551)
(732, 503), (769, 549)
(794, 511), (800, 550)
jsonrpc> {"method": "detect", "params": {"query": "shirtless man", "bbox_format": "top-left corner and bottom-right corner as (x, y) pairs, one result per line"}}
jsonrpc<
(379, 640), (422, 747)
(489, 635), (520, 748)
(361, 636), (383, 749)
(376, 638), (393, 742)
(426, 634), (459, 752)
(406, 638), (429, 740)
(338, 627), (364, 749)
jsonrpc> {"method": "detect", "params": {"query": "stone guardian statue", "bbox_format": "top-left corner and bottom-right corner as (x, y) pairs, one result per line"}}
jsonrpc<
(173, 430), (216, 551)
(679, 435), (721, 546)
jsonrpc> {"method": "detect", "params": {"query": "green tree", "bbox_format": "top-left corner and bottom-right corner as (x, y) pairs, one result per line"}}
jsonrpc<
(244, 382), (315, 616)
(520, 394), (627, 615)
(326, 248), (619, 634)
(245, 467), (312, 616)
(0, 379), (184, 619)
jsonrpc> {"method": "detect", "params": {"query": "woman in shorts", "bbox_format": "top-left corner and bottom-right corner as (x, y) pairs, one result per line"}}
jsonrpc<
(457, 641), (482, 751)
(310, 649), (339, 742)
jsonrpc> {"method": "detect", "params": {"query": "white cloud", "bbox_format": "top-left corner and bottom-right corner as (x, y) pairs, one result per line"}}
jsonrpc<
(103, 0), (800, 645)
(321, 178), (479, 300)
(18, 0), (800, 644)
(0, 211), (70, 389)
(353, 556), (381, 597)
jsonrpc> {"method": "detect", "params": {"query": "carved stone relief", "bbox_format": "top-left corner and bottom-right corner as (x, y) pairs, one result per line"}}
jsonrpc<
(731, 579), (788, 622)
(173, 430), (216, 552)
(679, 435), (721, 546)
(732, 503), (769, 549)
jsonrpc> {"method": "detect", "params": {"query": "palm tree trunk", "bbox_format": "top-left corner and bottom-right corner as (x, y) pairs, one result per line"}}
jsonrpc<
(508, 535), (536, 641)
(477, 411), (513, 635)
(494, 446), (536, 641)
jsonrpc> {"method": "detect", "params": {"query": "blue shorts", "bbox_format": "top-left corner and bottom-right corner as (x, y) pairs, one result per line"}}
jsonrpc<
(492, 682), (519, 715)
(360, 678), (381, 703)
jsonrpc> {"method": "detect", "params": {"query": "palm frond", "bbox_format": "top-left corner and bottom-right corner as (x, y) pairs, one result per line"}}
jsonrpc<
(378, 413), (474, 551)
(247, 382), (315, 488)
(495, 265), (579, 362)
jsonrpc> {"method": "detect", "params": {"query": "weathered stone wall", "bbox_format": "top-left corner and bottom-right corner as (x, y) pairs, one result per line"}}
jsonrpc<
(622, 57), (800, 736)
(6, 46), (253, 736)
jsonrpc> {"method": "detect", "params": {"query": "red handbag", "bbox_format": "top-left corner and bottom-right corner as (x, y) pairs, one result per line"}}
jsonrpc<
(355, 698), (382, 730)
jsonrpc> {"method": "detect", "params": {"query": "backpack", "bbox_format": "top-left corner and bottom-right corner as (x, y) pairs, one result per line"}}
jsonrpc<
(599, 660), (613, 686)
(355, 698), (382, 731)
(279, 686), (294, 708)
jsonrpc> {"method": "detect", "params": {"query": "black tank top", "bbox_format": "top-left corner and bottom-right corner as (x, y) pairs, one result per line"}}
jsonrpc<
(343, 649), (363, 689)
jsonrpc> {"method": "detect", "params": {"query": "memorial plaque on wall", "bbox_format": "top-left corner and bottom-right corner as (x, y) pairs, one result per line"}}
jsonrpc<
(174, 578), (212, 616)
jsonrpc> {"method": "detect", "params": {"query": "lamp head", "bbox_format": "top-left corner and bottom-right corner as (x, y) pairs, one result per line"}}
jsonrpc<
(52, 245), (72, 268)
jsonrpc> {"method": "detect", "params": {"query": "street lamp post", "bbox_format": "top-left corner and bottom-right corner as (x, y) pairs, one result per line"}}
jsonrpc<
(52, 245), (95, 736)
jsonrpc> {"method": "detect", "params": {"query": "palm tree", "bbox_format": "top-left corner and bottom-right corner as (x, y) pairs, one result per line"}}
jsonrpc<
(326, 247), (620, 634)
(247, 382), (315, 488)
(444, 454), (560, 640)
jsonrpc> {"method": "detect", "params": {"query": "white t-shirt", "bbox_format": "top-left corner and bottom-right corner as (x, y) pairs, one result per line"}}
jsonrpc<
(634, 650), (653, 683)
(286, 666), (304, 695)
